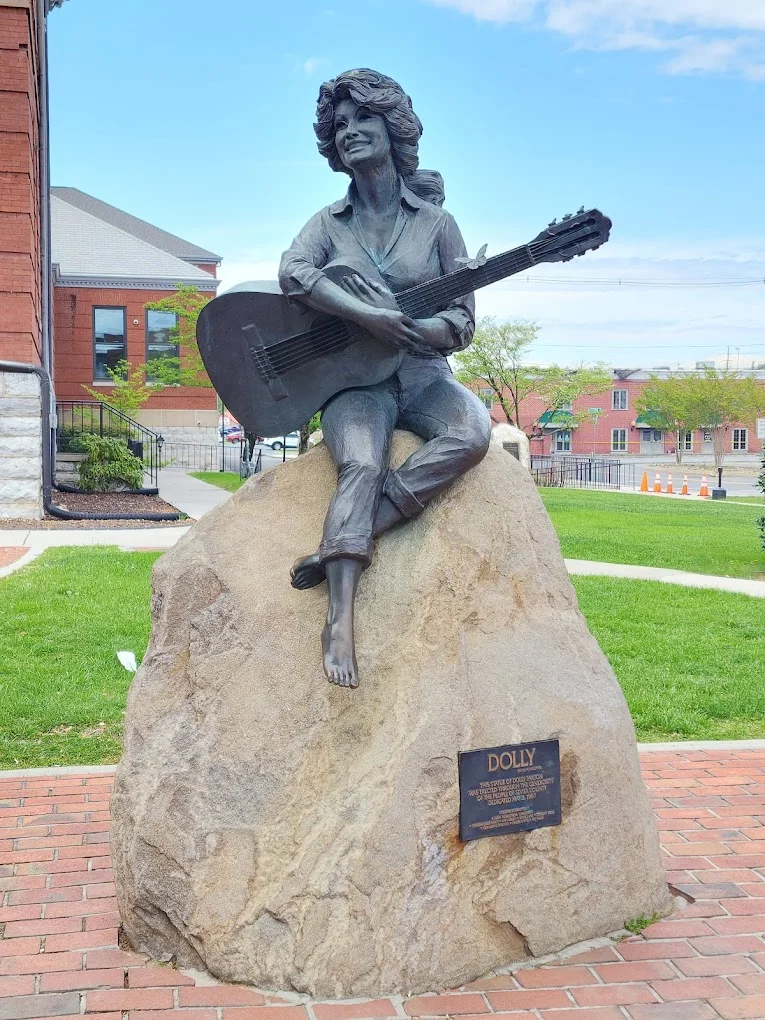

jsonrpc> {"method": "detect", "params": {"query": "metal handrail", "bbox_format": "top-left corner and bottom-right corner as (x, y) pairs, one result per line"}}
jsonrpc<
(55, 400), (163, 486)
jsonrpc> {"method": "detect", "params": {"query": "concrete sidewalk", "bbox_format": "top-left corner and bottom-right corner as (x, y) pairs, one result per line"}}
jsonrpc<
(566, 558), (765, 598)
(158, 469), (232, 518)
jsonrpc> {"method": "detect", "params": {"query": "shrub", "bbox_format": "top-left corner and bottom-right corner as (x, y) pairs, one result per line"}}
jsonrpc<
(758, 449), (765, 551)
(76, 435), (144, 492)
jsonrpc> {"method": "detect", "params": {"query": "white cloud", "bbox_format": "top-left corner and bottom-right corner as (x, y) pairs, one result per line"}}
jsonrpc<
(301, 57), (327, 76)
(426, 0), (765, 79)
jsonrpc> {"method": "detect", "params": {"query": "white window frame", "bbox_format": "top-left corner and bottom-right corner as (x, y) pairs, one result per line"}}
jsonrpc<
(612, 389), (628, 410)
(732, 428), (748, 451)
(611, 428), (627, 452)
(555, 429), (572, 453)
(683, 431), (693, 452)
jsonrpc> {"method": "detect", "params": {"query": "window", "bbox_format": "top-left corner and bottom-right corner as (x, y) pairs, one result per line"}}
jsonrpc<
(558, 400), (573, 412)
(612, 389), (628, 410)
(683, 432), (693, 452)
(733, 428), (748, 451)
(611, 428), (627, 452)
(146, 310), (178, 383)
(555, 429), (571, 453)
(477, 385), (494, 409)
(93, 307), (126, 381)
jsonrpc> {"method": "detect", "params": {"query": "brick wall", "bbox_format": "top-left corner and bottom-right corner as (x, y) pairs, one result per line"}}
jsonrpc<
(0, 0), (41, 366)
(489, 377), (764, 457)
(52, 285), (218, 414)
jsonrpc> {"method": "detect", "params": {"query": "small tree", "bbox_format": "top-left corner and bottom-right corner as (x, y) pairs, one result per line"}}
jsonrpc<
(689, 370), (765, 481)
(82, 360), (153, 418)
(454, 316), (611, 437)
(145, 284), (212, 388)
(635, 374), (703, 464)
(299, 412), (322, 454)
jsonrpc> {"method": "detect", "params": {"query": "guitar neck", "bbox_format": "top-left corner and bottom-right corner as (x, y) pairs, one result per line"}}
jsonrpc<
(396, 243), (535, 318)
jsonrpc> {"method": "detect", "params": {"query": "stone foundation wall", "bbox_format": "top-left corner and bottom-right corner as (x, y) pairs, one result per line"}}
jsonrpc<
(0, 371), (43, 519)
(157, 425), (220, 446)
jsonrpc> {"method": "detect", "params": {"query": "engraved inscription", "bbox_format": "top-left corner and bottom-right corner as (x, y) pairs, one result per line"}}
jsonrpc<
(458, 739), (562, 841)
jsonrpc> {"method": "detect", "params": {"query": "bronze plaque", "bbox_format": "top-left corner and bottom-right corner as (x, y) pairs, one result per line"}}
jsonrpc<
(458, 739), (561, 841)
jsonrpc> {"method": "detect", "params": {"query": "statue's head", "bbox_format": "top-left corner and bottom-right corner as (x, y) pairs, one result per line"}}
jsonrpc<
(314, 69), (444, 206)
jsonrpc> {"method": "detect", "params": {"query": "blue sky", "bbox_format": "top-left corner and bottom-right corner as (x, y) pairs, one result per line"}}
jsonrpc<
(48, 0), (765, 366)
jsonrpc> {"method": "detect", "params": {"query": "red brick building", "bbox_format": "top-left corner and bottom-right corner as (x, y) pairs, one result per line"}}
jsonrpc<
(50, 188), (221, 441)
(487, 370), (765, 458)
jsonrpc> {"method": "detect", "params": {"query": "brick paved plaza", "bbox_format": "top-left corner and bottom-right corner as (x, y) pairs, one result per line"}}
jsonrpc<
(3, 748), (765, 1019)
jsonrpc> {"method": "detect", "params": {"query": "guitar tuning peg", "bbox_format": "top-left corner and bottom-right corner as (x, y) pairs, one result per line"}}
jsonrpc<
(562, 212), (572, 221)
(577, 205), (584, 214)
(548, 218), (557, 227)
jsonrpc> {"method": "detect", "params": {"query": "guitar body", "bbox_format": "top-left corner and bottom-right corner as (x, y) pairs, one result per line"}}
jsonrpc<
(197, 263), (404, 436)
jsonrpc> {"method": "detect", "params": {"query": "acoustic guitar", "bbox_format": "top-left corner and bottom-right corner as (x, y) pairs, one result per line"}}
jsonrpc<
(196, 208), (611, 436)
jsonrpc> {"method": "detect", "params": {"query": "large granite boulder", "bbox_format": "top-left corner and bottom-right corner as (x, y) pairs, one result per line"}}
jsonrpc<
(111, 432), (669, 999)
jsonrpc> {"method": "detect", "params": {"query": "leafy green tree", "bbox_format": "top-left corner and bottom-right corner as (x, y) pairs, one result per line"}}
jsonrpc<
(82, 360), (153, 418)
(454, 316), (611, 437)
(145, 284), (213, 388)
(689, 370), (765, 475)
(635, 374), (704, 464)
(299, 412), (322, 455)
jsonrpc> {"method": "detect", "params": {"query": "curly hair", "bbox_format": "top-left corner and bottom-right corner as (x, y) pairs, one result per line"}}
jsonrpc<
(314, 68), (445, 207)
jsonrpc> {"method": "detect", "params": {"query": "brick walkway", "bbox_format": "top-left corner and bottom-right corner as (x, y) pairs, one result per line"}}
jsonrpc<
(0, 548), (27, 570)
(2, 750), (765, 1019)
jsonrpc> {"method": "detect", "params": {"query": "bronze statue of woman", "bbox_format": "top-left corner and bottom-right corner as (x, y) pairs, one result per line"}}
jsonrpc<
(279, 68), (491, 690)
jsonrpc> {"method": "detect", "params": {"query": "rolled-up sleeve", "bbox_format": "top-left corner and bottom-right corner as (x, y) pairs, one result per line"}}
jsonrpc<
(278, 211), (332, 299)
(435, 212), (475, 353)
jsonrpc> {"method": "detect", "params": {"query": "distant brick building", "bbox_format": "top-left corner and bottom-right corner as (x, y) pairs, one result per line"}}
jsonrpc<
(486, 369), (765, 458)
(50, 188), (221, 441)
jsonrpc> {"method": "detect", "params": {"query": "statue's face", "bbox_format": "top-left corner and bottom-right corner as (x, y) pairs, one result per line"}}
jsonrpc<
(333, 98), (391, 172)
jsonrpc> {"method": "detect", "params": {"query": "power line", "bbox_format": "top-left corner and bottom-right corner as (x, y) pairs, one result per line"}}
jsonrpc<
(501, 276), (765, 288)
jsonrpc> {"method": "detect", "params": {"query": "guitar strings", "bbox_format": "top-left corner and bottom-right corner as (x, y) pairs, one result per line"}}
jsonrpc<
(267, 231), (574, 365)
(265, 230), (596, 375)
(266, 235), (576, 375)
(267, 244), (544, 374)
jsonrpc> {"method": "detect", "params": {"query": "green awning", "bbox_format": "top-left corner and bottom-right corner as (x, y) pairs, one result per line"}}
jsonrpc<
(538, 410), (576, 429)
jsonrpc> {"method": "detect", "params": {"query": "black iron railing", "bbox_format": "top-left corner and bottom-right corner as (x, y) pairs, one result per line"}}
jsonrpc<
(55, 400), (163, 487)
(531, 455), (634, 491)
(160, 442), (243, 473)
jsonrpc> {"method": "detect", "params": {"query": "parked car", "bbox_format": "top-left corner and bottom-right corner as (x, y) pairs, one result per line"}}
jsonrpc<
(260, 432), (299, 451)
(220, 425), (244, 443)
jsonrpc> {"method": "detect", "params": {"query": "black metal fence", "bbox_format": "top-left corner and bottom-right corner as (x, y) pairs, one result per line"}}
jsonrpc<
(531, 456), (634, 491)
(55, 400), (162, 486)
(161, 442), (244, 473)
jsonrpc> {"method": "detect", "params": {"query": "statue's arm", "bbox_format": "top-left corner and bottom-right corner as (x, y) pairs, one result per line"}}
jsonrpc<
(278, 211), (428, 352)
(278, 212), (388, 328)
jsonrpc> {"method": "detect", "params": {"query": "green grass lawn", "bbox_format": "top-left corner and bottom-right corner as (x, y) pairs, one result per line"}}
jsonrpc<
(0, 547), (160, 768)
(574, 577), (765, 742)
(189, 471), (245, 492)
(540, 489), (765, 580)
(0, 547), (763, 766)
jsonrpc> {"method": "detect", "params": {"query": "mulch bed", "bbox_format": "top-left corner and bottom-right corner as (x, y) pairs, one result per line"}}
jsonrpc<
(0, 492), (191, 529)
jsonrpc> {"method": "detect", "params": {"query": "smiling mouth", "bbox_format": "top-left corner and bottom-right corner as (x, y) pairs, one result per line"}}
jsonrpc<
(345, 142), (368, 153)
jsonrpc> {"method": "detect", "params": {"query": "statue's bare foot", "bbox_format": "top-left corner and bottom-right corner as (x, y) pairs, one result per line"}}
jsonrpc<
(290, 552), (326, 589)
(322, 620), (359, 689)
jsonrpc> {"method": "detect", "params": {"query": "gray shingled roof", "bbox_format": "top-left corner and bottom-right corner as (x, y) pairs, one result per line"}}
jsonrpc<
(51, 187), (221, 263)
(51, 195), (219, 289)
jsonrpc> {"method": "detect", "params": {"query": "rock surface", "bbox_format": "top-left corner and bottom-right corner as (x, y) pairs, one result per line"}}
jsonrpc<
(111, 431), (669, 999)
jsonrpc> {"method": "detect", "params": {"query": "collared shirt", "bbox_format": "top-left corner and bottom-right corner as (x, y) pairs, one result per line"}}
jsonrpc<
(278, 180), (475, 353)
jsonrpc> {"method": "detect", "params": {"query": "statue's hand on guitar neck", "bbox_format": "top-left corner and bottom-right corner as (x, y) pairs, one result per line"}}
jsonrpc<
(340, 273), (433, 356)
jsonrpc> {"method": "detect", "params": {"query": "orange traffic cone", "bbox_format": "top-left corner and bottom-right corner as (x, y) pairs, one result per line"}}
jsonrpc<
(666, 472), (674, 494)
(640, 471), (649, 492)
(681, 473), (689, 495)
(653, 472), (662, 493)
(699, 474), (709, 497)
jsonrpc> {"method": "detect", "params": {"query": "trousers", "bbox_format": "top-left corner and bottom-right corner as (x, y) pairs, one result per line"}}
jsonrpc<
(318, 355), (492, 566)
